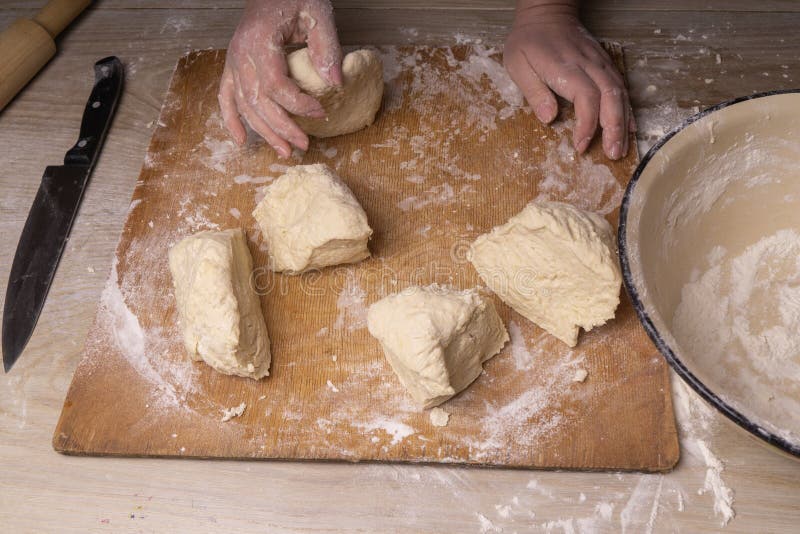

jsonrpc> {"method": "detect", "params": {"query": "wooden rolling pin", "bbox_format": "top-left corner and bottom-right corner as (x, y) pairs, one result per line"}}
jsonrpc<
(0, 0), (92, 111)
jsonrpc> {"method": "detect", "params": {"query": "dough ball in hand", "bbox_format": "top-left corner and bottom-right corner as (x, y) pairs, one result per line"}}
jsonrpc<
(168, 228), (271, 379)
(252, 163), (372, 273)
(367, 284), (509, 409)
(470, 200), (621, 347)
(287, 48), (383, 138)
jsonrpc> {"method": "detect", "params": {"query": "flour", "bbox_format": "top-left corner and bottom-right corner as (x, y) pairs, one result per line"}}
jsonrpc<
(97, 259), (197, 410)
(397, 183), (455, 211)
(332, 275), (367, 331)
(662, 138), (796, 236)
(508, 320), (534, 370)
(233, 174), (272, 185)
(358, 418), (415, 445)
(476, 513), (502, 533)
(696, 441), (735, 525)
(673, 228), (800, 444)
(534, 136), (624, 215)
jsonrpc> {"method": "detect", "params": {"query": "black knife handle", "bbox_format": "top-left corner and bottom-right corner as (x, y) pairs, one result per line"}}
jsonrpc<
(64, 56), (124, 167)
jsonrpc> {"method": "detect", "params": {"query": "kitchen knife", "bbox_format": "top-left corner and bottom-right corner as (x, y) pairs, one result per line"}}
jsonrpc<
(2, 56), (123, 372)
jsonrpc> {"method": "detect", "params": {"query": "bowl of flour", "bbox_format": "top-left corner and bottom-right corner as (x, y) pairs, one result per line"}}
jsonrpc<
(619, 90), (800, 459)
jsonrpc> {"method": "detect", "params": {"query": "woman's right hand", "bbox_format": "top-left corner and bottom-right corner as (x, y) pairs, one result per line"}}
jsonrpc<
(218, 0), (343, 158)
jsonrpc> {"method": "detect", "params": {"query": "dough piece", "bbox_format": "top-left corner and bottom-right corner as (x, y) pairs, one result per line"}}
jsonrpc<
(470, 200), (621, 347)
(429, 407), (451, 427)
(168, 229), (271, 379)
(252, 163), (372, 273)
(287, 47), (383, 138)
(367, 284), (509, 408)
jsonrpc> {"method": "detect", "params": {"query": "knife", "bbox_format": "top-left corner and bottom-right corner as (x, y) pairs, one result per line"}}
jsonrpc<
(2, 56), (124, 372)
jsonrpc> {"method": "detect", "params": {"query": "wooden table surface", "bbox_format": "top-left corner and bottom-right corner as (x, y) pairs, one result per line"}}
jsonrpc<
(1, 1), (798, 532)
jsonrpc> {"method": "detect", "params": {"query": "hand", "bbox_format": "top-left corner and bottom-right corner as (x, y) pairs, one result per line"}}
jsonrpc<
(218, 0), (343, 157)
(504, 0), (633, 160)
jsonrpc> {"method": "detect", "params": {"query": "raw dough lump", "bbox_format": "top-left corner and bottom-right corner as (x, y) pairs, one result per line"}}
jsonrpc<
(367, 284), (509, 408)
(470, 200), (621, 347)
(287, 47), (383, 138)
(168, 228), (271, 379)
(252, 163), (372, 273)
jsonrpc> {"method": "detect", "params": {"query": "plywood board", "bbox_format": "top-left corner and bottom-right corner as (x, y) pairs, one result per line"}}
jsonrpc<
(54, 44), (678, 471)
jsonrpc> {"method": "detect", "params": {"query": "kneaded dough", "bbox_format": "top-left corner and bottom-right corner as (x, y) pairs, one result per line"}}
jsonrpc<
(252, 163), (372, 273)
(287, 47), (383, 138)
(470, 200), (621, 347)
(168, 228), (271, 379)
(367, 284), (509, 409)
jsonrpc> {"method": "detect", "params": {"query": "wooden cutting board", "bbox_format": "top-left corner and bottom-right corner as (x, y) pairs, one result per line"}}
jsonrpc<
(54, 44), (679, 471)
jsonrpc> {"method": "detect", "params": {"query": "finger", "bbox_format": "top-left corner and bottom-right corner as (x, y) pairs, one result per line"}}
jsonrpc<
(233, 83), (292, 158)
(504, 51), (558, 124)
(542, 64), (600, 154)
(584, 63), (628, 159)
(218, 66), (247, 145)
(252, 95), (310, 152)
(302, 2), (344, 86)
(239, 48), (326, 119)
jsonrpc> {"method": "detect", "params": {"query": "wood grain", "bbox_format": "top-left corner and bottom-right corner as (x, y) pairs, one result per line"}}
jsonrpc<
(52, 44), (678, 470)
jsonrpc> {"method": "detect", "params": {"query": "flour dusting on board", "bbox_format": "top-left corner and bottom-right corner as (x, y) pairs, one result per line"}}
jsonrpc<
(96, 259), (197, 410)
(333, 275), (367, 331)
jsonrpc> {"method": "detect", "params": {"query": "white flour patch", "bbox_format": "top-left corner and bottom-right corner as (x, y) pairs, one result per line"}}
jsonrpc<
(97, 260), (197, 411)
(398, 183), (455, 211)
(333, 275), (367, 331)
(201, 136), (238, 173)
(508, 320), (534, 369)
(535, 136), (623, 215)
(620, 475), (664, 534)
(358, 418), (415, 445)
(228, 207), (241, 219)
(177, 197), (220, 233)
(476, 512), (502, 533)
(234, 174), (272, 185)
(673, 228), (800, 444)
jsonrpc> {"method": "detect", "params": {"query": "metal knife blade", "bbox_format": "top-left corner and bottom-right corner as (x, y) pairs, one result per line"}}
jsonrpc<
(3, 56), (124, 372)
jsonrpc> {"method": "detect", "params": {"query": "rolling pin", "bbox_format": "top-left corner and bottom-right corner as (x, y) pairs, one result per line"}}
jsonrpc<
(0, 0), (92, 111)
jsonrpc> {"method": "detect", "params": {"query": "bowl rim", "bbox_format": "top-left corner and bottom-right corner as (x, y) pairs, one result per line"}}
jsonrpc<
(618, 88), (800, 458)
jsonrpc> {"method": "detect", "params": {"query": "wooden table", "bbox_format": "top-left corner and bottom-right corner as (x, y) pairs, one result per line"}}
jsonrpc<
(1, 1), (798, 531)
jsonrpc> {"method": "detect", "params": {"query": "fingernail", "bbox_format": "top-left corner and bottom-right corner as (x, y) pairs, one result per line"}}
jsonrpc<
(609, 141), (622, 160)
(535, 104), (554, 123)
(576, 137), (592, 153)
(275, 146), (290, 158)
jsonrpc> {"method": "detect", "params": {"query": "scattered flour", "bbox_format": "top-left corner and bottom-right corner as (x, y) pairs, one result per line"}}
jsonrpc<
(397, 183), (455, 211)
(358, 418), (415, 446)
(673, 228), (800, 445)
(332, 275), (368, 331)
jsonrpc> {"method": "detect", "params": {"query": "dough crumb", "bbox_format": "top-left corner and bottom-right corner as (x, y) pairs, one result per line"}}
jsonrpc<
(221, 402), (246, 422)
(326, 379), (340, 393)
(429, 407), (451, 427)
(87, 266), (95, 273)
(572, 369), (589, 383)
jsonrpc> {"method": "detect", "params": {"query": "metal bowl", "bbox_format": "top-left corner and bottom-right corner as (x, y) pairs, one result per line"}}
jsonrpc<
(619, 90), (800, 459)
